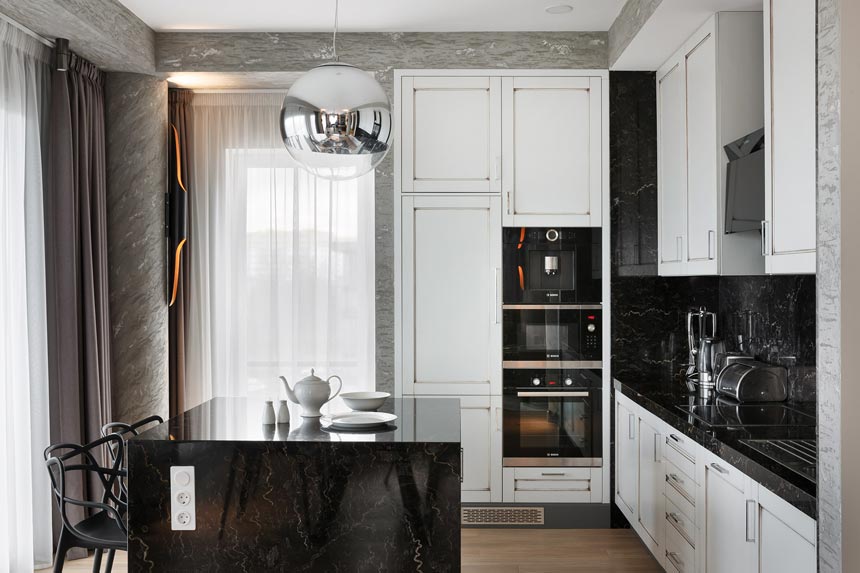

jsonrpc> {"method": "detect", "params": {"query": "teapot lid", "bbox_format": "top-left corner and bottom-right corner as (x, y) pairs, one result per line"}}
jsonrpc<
(298, 368), (325, 384)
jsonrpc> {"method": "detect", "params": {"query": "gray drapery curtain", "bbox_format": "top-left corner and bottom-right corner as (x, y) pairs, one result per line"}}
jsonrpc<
(44, 51), (112, 551)
(168, 88), (193, 417)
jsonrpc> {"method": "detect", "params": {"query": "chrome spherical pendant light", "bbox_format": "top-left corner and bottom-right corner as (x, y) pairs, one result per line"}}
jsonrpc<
(280, 0), (392, 181)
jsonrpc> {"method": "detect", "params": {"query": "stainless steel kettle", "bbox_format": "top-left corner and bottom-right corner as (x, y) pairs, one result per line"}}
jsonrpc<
(696, 337), (727, 392)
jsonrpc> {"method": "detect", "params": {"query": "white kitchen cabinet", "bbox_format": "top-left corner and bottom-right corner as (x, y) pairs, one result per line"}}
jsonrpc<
(754, 485), (817, 573)
(501, 76), (605, 227)
(762, 0), (817, 274)
(502, 467), (602, 504)
(700, 451), (757, 573)
(657, 13), (765, 277)
(400, 76), (501, 193)
(459, 395), (503, 502)
(399, 195), (502, 396)
(615, 393), (817, 573)
(638, 417), (664, 553)
(615, 396), (639, 519)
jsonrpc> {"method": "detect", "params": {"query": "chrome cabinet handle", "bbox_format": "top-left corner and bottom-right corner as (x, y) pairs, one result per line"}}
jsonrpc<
(676, 236), (683, 262)
(517, 391), (589, 398)
(667, 512), (681, 525)
(541, 472), (566, 477)
(496, 407), (501, 432)
(460, 448), (464, 483)
(761, 220), (771, 256)
(666, 550), (683, 570)
(494, 156), (501, 181)
(667, 473), (683, 484)
(654, 433), (660, 462)
(668, 433), (681, 443)
(708, 229), (715, 260)
(628, 413), (635, 440)
(710, 462), (729, 475)
(494, 268), (501, 324)
(506, 191), (512, 214)
(746, 499), (756, 542)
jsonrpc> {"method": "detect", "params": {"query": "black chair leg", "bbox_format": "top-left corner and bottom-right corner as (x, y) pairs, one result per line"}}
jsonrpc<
(92, 549), (103, 573)
(104, 549), (116, 573)
(53, 529), (71, 573)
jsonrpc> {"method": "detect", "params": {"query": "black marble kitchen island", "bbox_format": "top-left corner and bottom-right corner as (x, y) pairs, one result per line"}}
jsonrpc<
(127, 397), (461, 572)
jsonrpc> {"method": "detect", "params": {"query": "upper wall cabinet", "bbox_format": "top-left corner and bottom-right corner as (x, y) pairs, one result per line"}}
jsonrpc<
(763, 0), (817, 274)
(400, 76), (502, 193)
(502, 76), (605, 227)
(398, 72), (607, 228)
(657, 13), (765, 277)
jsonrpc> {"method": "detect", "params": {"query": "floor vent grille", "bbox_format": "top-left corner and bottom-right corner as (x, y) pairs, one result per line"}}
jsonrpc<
(461, 506), (545, 526)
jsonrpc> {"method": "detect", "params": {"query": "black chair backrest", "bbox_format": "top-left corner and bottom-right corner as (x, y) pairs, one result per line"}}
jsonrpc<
(44, 434), (128, 544)
(101, 415), (164, 461)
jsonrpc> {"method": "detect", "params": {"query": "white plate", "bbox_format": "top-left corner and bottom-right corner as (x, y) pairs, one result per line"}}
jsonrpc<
(325, 412), (397, 430)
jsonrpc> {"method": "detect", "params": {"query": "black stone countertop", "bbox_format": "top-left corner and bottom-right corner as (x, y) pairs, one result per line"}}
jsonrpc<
(614, 378), (817, 519)
(133, 396), (461, 443)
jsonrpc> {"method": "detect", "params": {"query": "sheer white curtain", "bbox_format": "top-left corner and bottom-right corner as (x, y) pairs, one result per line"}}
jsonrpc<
(0, 19), (53, 573)
(186, 92), (375, 408)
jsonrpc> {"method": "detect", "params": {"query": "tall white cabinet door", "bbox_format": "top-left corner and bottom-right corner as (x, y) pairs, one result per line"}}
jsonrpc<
(684, 29), (719, 275)
(460, 395), (503, 503)
(763, 0), (816, 274)
(657, 60), (688, 275)
(502, 76), (604, 227)
(400, 195), (502, 396)
(702, 459), (756, 573)
(400, 76), (502, 193)
(637, 418), (664, 553)
(615, 399), (639, 519)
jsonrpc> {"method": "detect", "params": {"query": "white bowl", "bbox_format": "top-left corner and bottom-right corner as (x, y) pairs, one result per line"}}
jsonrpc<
(340, 391), (390, 412)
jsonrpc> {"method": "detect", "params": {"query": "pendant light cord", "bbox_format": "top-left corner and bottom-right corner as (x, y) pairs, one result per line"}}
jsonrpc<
(332, 0), (339, 61)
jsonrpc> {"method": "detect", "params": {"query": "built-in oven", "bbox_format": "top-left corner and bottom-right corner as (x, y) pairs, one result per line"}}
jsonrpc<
(502, 227), (601, 304)
(502, 368), (602, 467)
(503, 305), (601, 368)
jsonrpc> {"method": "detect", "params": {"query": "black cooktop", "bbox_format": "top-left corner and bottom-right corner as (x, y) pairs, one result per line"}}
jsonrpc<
(676, 402), (816, 428)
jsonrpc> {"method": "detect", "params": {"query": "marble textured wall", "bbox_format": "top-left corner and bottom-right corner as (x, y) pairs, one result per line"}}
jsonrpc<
(154, 31), (608, 395)
(0, 0), (154, 72)
(816, 0), (842, 568)
(104, 73), (169, 424)
(608, 0), (664, 68)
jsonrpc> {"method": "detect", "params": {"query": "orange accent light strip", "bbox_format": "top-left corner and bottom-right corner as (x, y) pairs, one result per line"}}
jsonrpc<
(169, 238), (186, 307)
(518, 265), (525, 291)
(171, 124), (187, 193)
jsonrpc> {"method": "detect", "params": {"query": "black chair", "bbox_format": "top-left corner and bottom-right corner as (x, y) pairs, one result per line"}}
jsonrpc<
(101, 415), (164, 461)
(45, 434), (128, 573)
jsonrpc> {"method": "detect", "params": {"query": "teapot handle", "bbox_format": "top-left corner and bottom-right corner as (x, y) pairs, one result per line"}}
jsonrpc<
(327, 375), (343, 401)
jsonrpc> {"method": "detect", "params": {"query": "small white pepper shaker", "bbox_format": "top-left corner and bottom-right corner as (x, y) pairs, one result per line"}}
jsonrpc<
(262, 399), (276, 425)
(277, 399), (290, 425)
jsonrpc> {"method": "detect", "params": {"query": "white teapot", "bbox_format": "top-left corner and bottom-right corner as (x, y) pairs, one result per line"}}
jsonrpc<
(280, 369), (342, 418)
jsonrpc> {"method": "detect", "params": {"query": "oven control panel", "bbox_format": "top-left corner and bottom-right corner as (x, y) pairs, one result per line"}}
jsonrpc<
(582, 310), (602, 359)
(504, 368), (602, 391)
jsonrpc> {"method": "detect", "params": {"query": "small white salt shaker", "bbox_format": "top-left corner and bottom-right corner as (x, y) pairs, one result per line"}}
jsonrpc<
(262, 400), (276, 425)
(277, 399), (290, 425)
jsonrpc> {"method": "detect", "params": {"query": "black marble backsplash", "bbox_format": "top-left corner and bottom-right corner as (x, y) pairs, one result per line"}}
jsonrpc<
(608, 72), (817, 403)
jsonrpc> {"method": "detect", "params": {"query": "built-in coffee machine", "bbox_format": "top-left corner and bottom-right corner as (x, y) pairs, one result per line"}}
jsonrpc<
(501, 228), (602, 467)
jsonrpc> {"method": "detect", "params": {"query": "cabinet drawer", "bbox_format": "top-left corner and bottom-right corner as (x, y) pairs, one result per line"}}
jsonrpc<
(504, 467), (600, 503)
(664, 521), (696, 573)
(512, 467), (593, 480)
(664, 472), (695, 521)
(665, 496), (696, 547)
(665, 460), (696, 505)
(664, 433), (697, 480)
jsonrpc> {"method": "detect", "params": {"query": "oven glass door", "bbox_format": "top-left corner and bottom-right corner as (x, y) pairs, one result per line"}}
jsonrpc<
(503, 306), (582, 363)
(503, 389), (601, 465)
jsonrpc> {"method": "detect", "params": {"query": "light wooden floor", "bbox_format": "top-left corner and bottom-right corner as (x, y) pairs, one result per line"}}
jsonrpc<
(53, 529), (661, 572)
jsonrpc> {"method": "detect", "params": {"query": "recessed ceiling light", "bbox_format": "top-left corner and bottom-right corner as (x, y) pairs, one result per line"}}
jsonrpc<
(545, 4), (574, 14)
